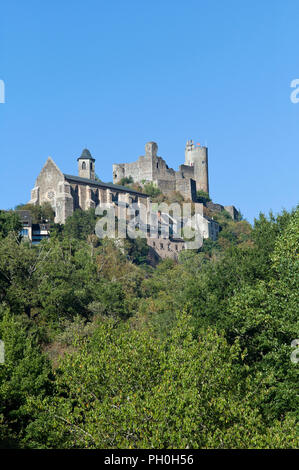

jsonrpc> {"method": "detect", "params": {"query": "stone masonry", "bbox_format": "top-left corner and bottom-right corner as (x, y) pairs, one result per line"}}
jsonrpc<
(30, 149), (149, 224)
(112, 141), (206, 201)
(29, 142), (239, 261)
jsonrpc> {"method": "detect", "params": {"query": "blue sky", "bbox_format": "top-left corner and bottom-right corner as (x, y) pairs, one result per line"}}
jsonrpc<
(0, 0), (298, 223)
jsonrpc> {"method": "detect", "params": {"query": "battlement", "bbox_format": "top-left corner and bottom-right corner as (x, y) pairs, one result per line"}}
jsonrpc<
(185, 140), (207, 152)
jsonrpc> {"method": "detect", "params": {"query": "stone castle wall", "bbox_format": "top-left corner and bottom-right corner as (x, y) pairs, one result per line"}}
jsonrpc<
(113, 142), (198, 201)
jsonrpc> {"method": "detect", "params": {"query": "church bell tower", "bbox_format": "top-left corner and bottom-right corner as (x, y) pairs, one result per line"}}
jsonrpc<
(77, 148), (95, 180)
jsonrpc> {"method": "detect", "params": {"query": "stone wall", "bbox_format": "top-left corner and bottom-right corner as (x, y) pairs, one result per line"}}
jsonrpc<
(206, 201), (239, 221)
(146, 235), (185, 261)
(224, 205), (239, 221)
(113, 142), (198, 201)
(153, 179), (176, 193)
(175, 178), (197, 201)
(206, 201), (225, 213)
(30, 157), (65, 207)
(30, 157), (150, 224)
(29, 157), (71, 224)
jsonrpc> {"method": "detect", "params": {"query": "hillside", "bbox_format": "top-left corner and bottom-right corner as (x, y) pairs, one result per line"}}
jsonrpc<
(0, 204), (298, 448)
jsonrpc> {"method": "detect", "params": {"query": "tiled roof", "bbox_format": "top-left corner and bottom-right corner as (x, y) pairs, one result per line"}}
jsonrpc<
(15, 210), (32, 222)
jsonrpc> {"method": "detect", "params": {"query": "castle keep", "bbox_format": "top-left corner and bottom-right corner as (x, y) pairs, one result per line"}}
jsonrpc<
(113, 140), (209, 201)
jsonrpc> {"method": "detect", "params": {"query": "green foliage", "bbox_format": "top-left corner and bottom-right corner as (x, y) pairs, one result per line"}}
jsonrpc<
(143, 182), (162, 199)
(124, 237), (149, 265)
(63, 209), (97, 241)
(196, 190), (211, 203)
(24, 312), (297, 448)
(221, 208), (299, 419)
(0, 211), (22, 239)
(201, 213), (252, 255)
(0, 311), (51, 447)
(15, 203), (55, 223)
(118, 176), (134, 186)
(0, 204), (298, 448)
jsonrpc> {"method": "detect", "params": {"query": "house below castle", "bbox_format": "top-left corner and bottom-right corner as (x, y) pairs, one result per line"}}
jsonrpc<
(16, 210), (50, 245)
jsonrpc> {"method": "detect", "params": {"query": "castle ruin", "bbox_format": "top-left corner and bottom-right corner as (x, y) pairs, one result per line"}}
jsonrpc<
(27, 139), (238, 261)
(113, 140), (209, 201)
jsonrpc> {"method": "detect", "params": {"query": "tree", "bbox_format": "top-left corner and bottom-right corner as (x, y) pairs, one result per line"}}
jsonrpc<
(223, 207), (299, 420)
(23, 311), (297, 448)
(15, 203), (55, 223)
(63, 209), (97, 241)
(0, 311), (51, 448)
(0, 211), (22, 239)
(118, 176), (134, 186)
(124, 237), (149, 265)
(143, 182), (162, 199)
(0, 205), (297, 449)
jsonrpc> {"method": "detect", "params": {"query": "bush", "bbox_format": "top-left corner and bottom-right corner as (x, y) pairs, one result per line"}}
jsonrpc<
(15, 203), (55, 224)
(118, 176), (134, 186)
(143, 182), (162, 199)
(196, 190), (211, 204)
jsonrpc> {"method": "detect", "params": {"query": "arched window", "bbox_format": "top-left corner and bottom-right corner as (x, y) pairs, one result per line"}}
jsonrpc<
(82, 161), (86, 170)
(90, 162), (93, 170)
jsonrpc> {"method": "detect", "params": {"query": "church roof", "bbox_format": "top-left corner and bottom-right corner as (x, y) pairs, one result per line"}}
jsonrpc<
(77, 148), (95, 161)
(63, 174), (148, 197)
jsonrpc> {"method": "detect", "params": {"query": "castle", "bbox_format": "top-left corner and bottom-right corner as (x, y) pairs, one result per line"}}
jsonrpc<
(113, 140), (238, 219)
(27, 140), (238, 260)
(113, 140), (209, 201)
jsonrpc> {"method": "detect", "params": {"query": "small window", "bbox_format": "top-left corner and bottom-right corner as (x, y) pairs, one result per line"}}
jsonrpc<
(82, 162), (86, 170)
(160, 243), (163, 250)
(90, 162), (93, 170)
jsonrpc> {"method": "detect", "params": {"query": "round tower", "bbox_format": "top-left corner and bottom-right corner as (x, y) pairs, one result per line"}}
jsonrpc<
(77, 148), (95, 180)
(185, 140), (209, 195)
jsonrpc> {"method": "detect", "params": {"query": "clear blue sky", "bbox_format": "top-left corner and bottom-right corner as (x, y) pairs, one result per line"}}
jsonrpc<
(1, 0), (298, 223)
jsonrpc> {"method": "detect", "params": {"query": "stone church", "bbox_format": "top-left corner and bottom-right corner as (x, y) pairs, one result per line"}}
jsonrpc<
(30, 149), (150, 224)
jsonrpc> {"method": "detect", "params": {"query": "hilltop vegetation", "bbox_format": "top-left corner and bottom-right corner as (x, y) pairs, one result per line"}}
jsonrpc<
(0, 205), (298, 448)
